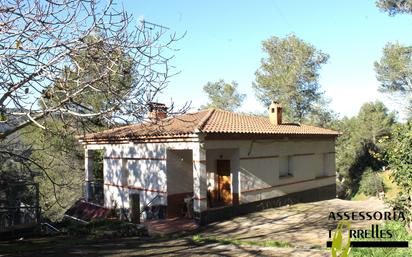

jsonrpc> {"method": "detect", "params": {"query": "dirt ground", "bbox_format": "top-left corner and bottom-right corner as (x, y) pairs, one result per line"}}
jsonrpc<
(201, 198), (387, 248)
(0, 198), (387, 257)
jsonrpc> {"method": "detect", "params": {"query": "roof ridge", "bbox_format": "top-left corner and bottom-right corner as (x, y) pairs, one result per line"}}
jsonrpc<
(79, 108), (341, 142)
(79, 122), (137, 138)
(197, 108), (215, 132)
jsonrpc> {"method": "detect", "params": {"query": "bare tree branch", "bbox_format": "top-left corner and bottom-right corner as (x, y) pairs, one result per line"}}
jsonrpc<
(0, 0), (183, 138)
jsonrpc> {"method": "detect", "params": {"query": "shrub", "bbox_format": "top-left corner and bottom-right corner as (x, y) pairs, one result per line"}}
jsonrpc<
(359, 168), (385, 196)
(62, 219), (146, 238)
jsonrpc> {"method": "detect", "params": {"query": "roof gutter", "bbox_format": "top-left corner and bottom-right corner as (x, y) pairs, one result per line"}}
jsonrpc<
(78, 133), (201, 145)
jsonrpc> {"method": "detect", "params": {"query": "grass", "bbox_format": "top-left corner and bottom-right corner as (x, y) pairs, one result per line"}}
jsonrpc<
(380, 170), (399, 200)
(352, 170), (399, 201)
(352, 192), (368, 201)
(191, 234), (293, 248)
(351, 221), (412, 257)
(0, 236), (86, 254)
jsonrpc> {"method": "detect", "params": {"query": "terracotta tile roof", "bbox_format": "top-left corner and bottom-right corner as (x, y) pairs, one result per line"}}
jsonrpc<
(79, 109), (340, 142)
(65, 199), (111, 222)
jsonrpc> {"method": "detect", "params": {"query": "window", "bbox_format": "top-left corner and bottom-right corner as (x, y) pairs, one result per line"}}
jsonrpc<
(120, 159), (129, 185)
(288, 156), (293, 176)
(279, 155), (292, 177)
(322, 153), (330, 177)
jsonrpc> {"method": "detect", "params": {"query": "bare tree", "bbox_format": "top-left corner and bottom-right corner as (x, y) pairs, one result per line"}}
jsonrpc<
(0, 0), (182, 139)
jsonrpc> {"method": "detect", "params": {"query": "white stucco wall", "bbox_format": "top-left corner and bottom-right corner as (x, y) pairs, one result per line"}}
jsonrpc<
(85, 140), (201, 215)
(102, 143), (167, 211)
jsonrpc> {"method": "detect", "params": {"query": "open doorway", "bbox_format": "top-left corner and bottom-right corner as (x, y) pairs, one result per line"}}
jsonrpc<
(211, 159), (232, 207)
(217, 160), (232, 204)
(87, 149), (104, 205)
(206, 148), (239, 208)
(166, 149), (194, 218)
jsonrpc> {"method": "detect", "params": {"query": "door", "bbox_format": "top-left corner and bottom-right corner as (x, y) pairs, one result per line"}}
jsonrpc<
(217, 160), (232, 204)
(129, 193), (140, 224)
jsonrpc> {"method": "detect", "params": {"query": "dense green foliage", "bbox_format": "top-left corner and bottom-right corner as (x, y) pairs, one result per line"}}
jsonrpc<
(202, 80), (245, 111)
(43, 34), (134, 128)
(304, 99), (339, 128)
(0, 124), (83, 221)
(356, 102), (396, 144)
(383, 121), (412, 223)
(375, 0), (412, 228)
(0, 36), (132, 221)
(376, 0), (412, 15)
(63, 218), (145, 238)
(359, 168), (385, 196)
(31, 37), (134, 220)
(375, 1), (412, 114)
(335, 101), (395, 198)
(253, 34), (329, 123)
(375, 42), (412, 94)
(375, 42), (412, 114)
(15, 124), (84, 221)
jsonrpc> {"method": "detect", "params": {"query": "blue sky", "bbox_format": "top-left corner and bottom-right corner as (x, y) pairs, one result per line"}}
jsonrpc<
(122, 0), (412, 118)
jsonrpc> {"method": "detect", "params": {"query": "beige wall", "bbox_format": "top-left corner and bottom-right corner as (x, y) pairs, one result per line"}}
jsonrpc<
(205, 148), (240, 194)
(204, 138), (336, 204)
(166, 149), (193, 194)
(241, 176), (335, 202)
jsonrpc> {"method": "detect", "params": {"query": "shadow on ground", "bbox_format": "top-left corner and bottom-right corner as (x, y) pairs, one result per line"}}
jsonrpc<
(0, 199), (386, 257)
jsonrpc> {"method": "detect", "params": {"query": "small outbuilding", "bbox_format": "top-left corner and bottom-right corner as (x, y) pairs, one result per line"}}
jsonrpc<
(78, 102), (340, 225)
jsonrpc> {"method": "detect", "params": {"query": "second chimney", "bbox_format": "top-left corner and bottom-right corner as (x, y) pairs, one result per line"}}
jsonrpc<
(268, 101), (282, 125)
(148, 102), (167, 120)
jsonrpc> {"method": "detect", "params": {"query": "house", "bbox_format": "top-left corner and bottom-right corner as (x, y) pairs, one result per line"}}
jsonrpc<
(78, 101), (340, 225)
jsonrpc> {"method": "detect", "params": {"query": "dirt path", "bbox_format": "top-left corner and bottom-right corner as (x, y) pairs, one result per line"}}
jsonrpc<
(201, 198), (387, 248)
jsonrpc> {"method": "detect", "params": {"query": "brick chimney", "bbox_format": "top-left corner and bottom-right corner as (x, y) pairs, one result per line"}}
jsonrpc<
(268, 101), (282, 125)
(148, 102), (167, 120)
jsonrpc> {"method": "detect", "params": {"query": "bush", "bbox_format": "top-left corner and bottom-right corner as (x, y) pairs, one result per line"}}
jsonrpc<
(62, 218), (146, 238)
(359, 168), (385, 196)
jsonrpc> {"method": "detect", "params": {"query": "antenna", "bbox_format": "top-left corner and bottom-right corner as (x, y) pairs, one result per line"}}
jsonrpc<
(139, 19), (170, 102)
(140, 19), (170, 32)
